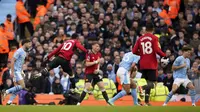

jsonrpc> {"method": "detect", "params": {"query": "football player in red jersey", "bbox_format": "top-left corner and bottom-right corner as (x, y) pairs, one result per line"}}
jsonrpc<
(41, 33), (88, 90)
(132, 23), (166, 106)
(77, 42), (110, 105)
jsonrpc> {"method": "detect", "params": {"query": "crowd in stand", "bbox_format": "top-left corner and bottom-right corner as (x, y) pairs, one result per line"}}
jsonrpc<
(0, 0), (200, 96)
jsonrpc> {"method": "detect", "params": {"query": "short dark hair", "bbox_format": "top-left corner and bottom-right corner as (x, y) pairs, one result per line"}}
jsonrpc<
(21, 39), (31, 45)
(146, 22), (154, 32)
(7, 14), (12, 18)
(92, 42), (99, 46)
(182, 46), (191, 52)
(71, 33), (78, 39)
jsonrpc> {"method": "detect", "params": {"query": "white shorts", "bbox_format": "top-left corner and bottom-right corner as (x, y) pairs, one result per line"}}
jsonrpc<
(173, 78), (192, 88)
(117, 67), (130, 85)
(13, 71), (23, 82)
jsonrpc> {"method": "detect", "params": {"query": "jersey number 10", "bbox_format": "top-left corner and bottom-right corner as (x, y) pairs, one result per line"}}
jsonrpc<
(141, 41), (153, 54)
(62, 42), (73, 51)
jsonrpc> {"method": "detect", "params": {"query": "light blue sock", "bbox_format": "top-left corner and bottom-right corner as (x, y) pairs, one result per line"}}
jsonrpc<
(164, 91), (173, 104)
(131, 89), (138, 105)
(6, 85), (22, 94)
(7, 92), (17, 104)
(110, 90), (127, 103)
(190, 89), (196, 104)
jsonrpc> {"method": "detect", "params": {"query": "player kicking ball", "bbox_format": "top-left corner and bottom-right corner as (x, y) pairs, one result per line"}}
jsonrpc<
(163, 46), (196, 106)
(108, 52), (140, 106)
(40, 33), (88, 90)
(1, 39), (32, 105)
(77, 42), (110, 105)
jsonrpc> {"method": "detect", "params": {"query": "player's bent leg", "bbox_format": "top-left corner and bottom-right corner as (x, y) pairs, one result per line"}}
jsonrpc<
(163, 84), (179, 106)
(5, 79), (25, 104)
(69, 74), (76, 89)
(97, 81), (109, 103)
(108, 84), (129, 106)
(62, 60), (76, 89)
(77, 82), (91, 105)
(144, 81), (155, 106)
(186, 82), (196, 106)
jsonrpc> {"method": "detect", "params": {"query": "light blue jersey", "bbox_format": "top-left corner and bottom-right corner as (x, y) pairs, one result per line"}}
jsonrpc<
(173, 56), (190, 79)
(119, 52), (140, 71)
(13, 48), (26, 72)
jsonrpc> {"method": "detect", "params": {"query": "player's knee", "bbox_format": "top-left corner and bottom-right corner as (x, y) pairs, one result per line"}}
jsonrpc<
(20, 83), (25, 89)
(124, 89), (130, 94)
(84, 84), (91, 91)
(189, 85), (195, 90)
(130, 82), (137, 89)
(171, 89), (177, 94)
(147, 81), (154, 89)
(98, 83), (105, 91)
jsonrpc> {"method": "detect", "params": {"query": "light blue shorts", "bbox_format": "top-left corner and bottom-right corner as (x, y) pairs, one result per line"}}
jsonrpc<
(13, 71), (23, 82)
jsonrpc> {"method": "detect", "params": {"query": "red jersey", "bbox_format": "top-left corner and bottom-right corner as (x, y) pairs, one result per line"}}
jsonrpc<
(85, 52), (101, 74)
(48, 39), (87, 60)
(132, 33), (166, 70)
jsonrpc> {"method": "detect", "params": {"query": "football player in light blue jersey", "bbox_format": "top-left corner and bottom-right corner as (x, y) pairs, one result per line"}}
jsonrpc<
(108, 52), (140, 106)
(163, 46), (196, 106)
(1, 39), (32, 105)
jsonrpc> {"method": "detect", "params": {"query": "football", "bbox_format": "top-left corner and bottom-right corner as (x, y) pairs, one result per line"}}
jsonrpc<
(161, 57), (169, 68)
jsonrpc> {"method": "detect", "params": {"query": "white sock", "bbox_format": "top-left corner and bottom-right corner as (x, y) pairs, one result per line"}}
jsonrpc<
(5, 90), (9, 94)
(7, 100), (12, 104)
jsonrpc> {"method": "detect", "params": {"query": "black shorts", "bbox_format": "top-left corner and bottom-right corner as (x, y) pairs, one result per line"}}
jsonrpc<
(48, 56), (72, 75)
(141, 69), (157, 82)
(85, 74), (103, 85)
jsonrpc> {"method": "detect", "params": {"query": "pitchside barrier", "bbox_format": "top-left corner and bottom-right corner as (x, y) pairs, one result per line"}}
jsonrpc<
(2, 94), (200, 106)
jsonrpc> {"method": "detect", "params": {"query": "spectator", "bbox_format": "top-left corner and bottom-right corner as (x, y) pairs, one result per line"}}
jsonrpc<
(4, 14), (14, 39)
(190, 32), (200, 51)
(52, 78), (63, 94)
(163, 71), (174, 91)
(61, 72), (70, 93)
(113, 55), (120, 74)
(16, 0), (34, 39)
(106, 64), (116, 84)
(43, 70), (57, 94)
(0, 23), (14, 70)
(157, 68), (166, 82)
(1, 61), (12, 87)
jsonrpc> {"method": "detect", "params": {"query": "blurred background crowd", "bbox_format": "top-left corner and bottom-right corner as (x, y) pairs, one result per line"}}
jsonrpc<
(0, 0), (200, 98)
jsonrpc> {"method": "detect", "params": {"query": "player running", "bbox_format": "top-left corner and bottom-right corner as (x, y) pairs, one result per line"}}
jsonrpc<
(77, 42), (110, 105)
(108, 52), (140, 106)
(163, 46), (196, 106)
(132, 23), (166, 106)
(41, 33), (88, 90)
(1, 39), (32, 105)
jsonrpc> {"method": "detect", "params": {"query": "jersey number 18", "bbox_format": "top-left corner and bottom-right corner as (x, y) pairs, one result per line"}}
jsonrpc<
(141, 41), (152, 54)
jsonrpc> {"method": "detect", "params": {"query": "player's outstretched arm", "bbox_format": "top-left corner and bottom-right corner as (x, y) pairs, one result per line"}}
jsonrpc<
(154, 38), (166, 57)
(76, 41), (87, 53)
(47, 43), (63, 59)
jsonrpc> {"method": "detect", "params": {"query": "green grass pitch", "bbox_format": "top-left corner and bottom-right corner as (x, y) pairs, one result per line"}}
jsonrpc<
(0, 106), (199, 112)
